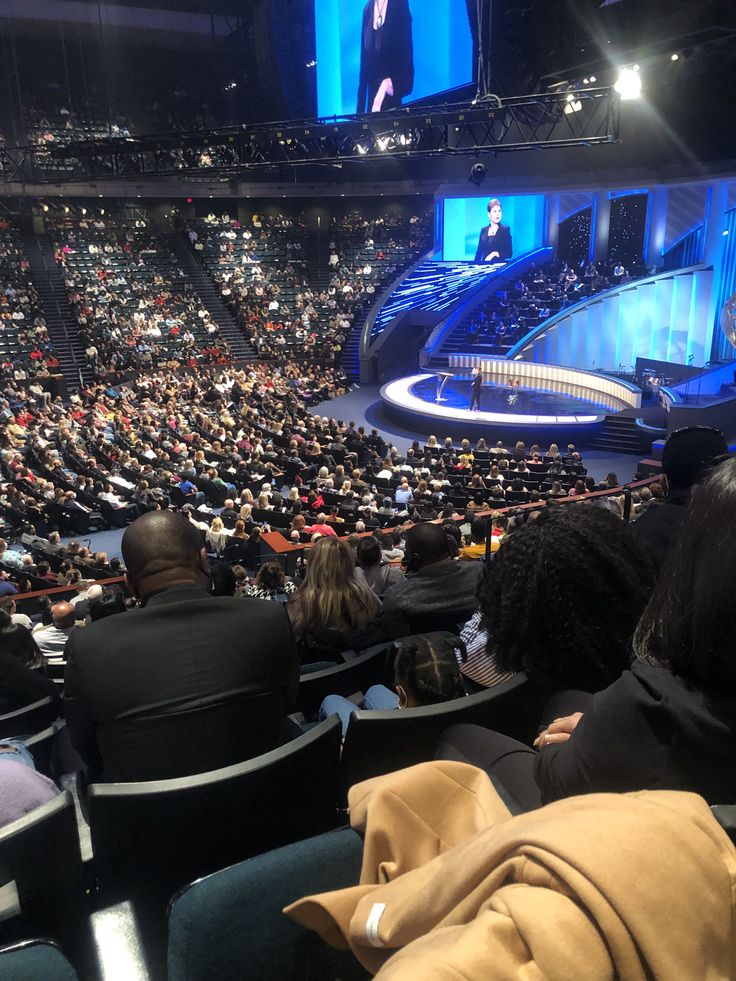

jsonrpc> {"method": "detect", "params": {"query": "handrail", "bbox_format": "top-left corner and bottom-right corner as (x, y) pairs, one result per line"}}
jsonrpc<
(13, 575), (126, 602)
(261, 474), (663, 556)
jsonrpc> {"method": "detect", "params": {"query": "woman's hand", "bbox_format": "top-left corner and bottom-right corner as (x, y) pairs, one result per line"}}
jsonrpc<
(485, 251), (500, 262)
(533, 712), (583, 749)
(372, 77), (395, 113)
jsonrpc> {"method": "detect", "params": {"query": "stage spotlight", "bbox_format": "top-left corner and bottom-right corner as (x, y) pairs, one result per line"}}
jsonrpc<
(589, 75), (597, 83)
(42, 204), (49, 212)
(81, 208), (86, 215)
(64, 206), (70, 213)
(469, 161), (487, 186)
(564, 97), (582, 114)
(614, 67), (642, 100)
(671, 53), (679, 61)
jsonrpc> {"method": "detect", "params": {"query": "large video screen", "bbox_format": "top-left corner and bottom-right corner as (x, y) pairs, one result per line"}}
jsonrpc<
(315, 0), (474, 118)
(441, 194), (547, 263)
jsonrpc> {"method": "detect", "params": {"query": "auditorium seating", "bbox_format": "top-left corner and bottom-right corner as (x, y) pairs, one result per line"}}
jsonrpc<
(0, 793), (88, 963)
(167, 827), (366, 981)
(0, 224), (57, 379)
(0, 940), (80, 981)
(48, 210), (232, 375)
(87, 716), (343, 910)
(339, 673), (534, 793)
(0, 697), (58, 739)
(294, 641), (395, 719)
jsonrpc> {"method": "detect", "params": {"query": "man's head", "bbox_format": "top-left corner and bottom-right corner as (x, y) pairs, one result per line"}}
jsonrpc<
(51, 601), (76, 629)
(404, 522), (451, 572)
(122, 511), (209, 600)
(470, 517), (490, 545)
(0, 596), (15, 615)
(661, 427), (728, 496)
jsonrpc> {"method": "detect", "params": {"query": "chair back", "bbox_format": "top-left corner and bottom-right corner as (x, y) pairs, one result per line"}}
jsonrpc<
(88, 716), (343, 909)
(295, 643), (394, 719)
(0, 698), (58, 740)
(0, 940), (79, 981)
(0, 793), (86, 957)
(94, 689), (285, 783)
(167, 828), (364, 981)
(23, 726), (56, 778)
(340, 674), (531, 793)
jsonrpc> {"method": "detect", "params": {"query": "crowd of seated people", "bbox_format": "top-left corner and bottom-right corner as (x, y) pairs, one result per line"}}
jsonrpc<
(188, 209), (432, 365)
(48, 206), (232, 379)
(0, 222), (60, 383)
(455, 256), (649, 355)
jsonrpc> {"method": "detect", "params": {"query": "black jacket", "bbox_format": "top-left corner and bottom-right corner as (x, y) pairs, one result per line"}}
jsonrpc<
(357, 0), (414, 114)
(64, 584), (299, 782)
(536, 659), (736, 805)
(474, 224), (513, 263)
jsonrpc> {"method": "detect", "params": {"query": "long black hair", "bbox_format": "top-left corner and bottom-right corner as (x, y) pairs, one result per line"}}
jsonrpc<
(478, 505), (655, 692)
(634, 457), (736, 687)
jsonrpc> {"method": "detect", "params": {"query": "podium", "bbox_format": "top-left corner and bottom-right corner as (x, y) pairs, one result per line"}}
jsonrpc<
(434, 371), (454, 403)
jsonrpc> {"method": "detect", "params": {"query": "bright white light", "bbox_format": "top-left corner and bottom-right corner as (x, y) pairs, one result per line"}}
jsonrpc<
(564, 100), (582, 114)
(670, 53), (679, 61)
(614, 67), (642, 100)
(376, 137), (388, 151)
(356, 143), (368, 155)
(723, 229), (730, 237)
(589, 75), (597, 83)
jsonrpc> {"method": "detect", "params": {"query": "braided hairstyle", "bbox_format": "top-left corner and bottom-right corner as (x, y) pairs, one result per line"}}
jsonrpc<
(394, 633), (466, 707)
(478, 505), (655, 693)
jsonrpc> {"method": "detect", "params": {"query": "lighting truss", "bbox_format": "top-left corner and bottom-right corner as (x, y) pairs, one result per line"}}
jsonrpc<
(0, 88), (620, 183)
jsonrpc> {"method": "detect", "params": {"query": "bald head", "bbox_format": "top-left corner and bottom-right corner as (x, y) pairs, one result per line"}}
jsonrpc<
(122, 511), (206, 594)
(52, 602), (76, 629)
(405, 522), (450, 568)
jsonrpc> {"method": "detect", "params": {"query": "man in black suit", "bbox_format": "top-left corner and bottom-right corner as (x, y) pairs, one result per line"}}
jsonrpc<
(64, 510), (299, 782)
(469, 369), (483, 412)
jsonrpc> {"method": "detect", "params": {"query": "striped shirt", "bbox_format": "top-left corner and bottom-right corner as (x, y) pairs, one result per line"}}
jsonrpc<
(457, 612), (515, 688)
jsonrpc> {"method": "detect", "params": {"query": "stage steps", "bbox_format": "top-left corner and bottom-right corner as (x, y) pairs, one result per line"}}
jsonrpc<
(23, 231), (89, 391)
(589, 415), (649, 454)
(306, 226), (331, 289)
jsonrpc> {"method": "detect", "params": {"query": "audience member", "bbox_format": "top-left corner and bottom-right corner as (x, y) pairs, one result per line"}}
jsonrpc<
(64, 510), (299, 781)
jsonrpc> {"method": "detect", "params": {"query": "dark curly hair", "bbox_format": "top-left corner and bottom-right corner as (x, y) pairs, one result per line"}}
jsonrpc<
(478, 505), (655, 692)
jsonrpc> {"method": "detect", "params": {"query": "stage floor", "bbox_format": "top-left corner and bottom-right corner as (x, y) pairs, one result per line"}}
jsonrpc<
(410, 376), (624, 416)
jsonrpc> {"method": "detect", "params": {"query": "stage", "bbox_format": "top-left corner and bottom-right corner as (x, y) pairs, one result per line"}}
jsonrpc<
(380, 361), (643, 444)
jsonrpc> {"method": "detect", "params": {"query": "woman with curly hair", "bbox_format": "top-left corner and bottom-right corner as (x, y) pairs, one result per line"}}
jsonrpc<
(440, 463), (736, 809)
(479, 505), (654, 694)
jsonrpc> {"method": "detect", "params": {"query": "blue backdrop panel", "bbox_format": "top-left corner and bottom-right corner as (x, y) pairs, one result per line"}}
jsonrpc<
(441, 195), (547, 262)
(315, 0), (473, 118)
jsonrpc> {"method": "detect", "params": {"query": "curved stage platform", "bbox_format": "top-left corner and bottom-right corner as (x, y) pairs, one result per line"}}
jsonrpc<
(380, 360), (642, 444)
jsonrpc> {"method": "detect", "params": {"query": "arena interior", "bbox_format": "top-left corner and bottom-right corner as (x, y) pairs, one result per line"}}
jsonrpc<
(1, 0), (736, 977)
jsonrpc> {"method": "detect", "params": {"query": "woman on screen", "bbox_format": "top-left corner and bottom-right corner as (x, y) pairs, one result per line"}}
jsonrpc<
(357, 0), (415, 114)
(474, 198), (513, 263)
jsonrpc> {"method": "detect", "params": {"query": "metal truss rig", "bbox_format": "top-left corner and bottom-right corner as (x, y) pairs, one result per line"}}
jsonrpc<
(1, 88), (620, 182)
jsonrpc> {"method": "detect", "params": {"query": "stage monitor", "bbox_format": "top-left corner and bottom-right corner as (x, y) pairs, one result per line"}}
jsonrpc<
(440, 194), (547, 263)
(314, 0), (474, 118)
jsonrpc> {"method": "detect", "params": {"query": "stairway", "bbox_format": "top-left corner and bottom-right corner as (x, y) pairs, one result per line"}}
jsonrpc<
(340, 323), (362, 383)
(589, 415), (648, 454)
(306, 226), (331, 291)
(23, 232), (88, 392)
(161, 232), (255, 361)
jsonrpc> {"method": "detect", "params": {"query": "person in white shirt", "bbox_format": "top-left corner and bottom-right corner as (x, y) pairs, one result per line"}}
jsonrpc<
(32, 602), (79, 658)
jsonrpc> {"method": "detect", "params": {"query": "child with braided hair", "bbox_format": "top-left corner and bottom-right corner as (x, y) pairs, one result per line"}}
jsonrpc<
(319, 632), (466, 736)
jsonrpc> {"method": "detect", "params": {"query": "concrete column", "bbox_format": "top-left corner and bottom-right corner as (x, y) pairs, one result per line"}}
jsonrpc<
(591, 190), (611, 263)
(646, 186), (668, 267)
(546, 194), (560, 250)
